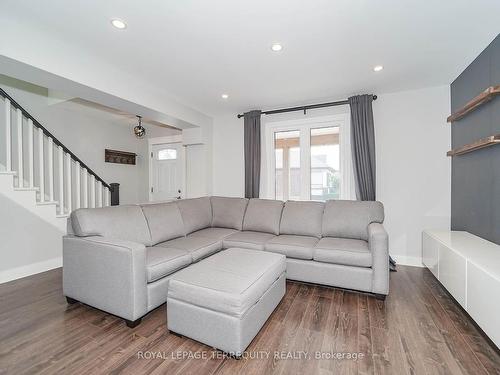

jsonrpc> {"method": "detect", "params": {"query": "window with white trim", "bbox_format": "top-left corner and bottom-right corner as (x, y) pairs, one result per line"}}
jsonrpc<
(265, 115), (355, 201)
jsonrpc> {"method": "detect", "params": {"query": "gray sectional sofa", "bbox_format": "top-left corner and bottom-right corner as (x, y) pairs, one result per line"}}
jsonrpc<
(63, 196), (389, 327)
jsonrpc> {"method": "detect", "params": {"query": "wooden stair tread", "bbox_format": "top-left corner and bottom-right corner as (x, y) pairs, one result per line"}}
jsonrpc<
(37, 201), (59, 206)
(14, 187), (40, 191)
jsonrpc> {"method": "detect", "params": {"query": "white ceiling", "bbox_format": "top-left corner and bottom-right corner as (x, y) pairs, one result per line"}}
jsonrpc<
(1, 0), (499, 117)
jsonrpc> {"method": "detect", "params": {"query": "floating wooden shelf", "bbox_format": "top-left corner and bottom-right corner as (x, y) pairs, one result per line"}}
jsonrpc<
(447, 85), (500, 123)
(447, 134), (500, 157)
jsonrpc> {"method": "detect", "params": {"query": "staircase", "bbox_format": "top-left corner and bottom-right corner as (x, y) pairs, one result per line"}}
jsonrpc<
(0, 87), (111, 228)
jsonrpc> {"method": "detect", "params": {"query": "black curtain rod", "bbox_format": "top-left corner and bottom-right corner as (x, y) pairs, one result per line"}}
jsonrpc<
(237, 94), (377, 118)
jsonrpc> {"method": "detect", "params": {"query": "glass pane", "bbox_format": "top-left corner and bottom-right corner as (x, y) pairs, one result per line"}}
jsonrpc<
(275, 149), (283, 200)
(310, 127), (340, 201)
(158, 148), (177, 160)
(275, 149), (283, 169)
(274, 130), (300, 201)
(289, 147), (300, 200)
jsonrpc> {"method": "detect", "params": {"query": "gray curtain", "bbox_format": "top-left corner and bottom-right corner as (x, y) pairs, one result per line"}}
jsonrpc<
(244, 110), (262, 198)
(349, 95), (376, 201)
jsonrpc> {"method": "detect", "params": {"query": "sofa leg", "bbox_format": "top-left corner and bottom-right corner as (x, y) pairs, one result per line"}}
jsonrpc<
(66, 296), (78, 305)
(125, 318), (142, 328)
(374, 293), (387, 301)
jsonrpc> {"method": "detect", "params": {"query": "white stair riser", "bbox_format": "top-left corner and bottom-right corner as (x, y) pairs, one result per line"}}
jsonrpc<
(0, 174), (66, 231)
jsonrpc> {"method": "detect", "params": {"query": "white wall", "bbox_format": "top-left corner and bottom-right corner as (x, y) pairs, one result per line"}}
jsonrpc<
(0, 193), (64, 282)
(374, 85), (451, 266)
(212, 114), (245, 197)
(212, 86), (451, 265)
(184, 124), (213, 198)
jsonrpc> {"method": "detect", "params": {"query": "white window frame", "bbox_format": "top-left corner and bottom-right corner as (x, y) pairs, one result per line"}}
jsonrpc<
(264, 114), (356, 201)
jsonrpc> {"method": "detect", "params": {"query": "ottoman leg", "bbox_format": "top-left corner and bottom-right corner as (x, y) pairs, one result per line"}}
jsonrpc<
(228, 353), (242, 360)
(66, 296), (78, 304)
(125, 318), (142, 328)
(169, 330), (183, 338)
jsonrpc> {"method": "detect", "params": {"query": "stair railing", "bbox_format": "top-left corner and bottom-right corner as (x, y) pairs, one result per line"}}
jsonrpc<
(1, 87), (112, 215)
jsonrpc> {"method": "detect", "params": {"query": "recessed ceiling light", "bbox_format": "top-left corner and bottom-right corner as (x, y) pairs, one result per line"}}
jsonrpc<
(373, 65), (384, 72)
(221, 94), (229, 99)
(111, 19), (127, 29)
(271, 43), (283, 52)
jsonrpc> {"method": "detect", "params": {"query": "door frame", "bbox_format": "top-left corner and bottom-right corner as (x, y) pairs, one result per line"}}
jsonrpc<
(264, 114), (354, 200)
(148, 135), (186, 202)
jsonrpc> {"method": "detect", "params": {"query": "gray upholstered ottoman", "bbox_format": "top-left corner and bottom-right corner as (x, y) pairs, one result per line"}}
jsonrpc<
(167, 247), (286, 356)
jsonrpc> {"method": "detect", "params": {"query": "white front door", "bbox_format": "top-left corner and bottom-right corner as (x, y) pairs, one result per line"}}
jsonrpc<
(150, 143), (184, 201)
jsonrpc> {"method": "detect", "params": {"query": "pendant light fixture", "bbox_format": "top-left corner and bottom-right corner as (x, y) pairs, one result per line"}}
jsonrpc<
(134, 115), (146, 138)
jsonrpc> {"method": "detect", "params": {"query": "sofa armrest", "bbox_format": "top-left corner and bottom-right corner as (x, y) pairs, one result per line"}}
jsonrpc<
(368, 223), (389, 295)
(63, 235), (148, 321)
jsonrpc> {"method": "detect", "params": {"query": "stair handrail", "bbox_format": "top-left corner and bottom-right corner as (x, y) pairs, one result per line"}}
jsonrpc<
(0, 87), (110, 189)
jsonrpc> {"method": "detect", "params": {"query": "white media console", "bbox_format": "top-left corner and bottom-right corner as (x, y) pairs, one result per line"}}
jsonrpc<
(422, 230), (500, 348)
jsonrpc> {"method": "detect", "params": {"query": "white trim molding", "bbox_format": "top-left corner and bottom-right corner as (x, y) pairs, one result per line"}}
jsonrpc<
(392, 254), (424, 267)
(147, 135), (183, 146)
(0, 257), (62, 284)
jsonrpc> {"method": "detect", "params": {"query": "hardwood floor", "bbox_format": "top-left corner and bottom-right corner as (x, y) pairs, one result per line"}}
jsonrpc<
(0, 266), (499, 375)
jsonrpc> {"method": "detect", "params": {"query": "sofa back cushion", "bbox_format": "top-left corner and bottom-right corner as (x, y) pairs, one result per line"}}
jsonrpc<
(280, 200), (324, 238)
(211, 196), (249, 230)
(141, 202), (185, 245)
(70, 205), (152, 245)
(322, 200), (384, 240)
(176, 197), (212, 234)
(243, 199), (284, 235)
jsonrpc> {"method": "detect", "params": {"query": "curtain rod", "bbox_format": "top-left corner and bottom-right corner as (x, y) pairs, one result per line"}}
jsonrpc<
(237, 94), (377, 118)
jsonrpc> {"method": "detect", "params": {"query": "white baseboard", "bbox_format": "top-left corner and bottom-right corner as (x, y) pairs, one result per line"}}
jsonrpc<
(392, 255), (424, 268)
(0, 257), (62, 284)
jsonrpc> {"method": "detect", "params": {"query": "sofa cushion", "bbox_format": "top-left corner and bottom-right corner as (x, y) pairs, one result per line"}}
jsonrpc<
(223, 231), (276, 251)
(141, 202), (185, 245)
(176, 197), (212, 235)
(211, 196), (249, 230)
(167, 248), (286, 317)
(157, 236), (222, 262)
(146, 247), (192, 283)
(322, 200), (384, 240)
(189, 227), (238, 241)
(314, 237), (371, 267)
(280, 201), (324, 238)
(70, 205), (152, 246)
(265, 235), (319, 260)
(242, 199), (284, 235)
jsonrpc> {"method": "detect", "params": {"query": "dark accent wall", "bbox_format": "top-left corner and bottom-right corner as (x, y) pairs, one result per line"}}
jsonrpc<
(450, 34), (500, 244)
